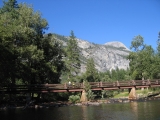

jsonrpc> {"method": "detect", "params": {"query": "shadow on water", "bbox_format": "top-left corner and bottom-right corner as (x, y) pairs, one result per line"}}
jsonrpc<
(1, 100), (160, 120)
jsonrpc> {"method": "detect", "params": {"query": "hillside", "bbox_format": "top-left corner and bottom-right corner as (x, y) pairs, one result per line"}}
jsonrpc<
(52, 33), (130, 73)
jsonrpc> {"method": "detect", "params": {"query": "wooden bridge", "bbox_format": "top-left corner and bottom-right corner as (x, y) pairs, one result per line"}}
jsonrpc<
(1, 79), (160, 94)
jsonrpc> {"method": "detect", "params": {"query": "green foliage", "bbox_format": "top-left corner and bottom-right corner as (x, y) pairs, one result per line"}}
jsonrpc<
(15, 79), (23, 85)
(0, 0), (64, 85)
(127, 34), (160, 80)
(128, 37), (156, 80)
(83, 80), (91, 92)
(99, 68), (130, 82)
(52, 33), (68, 42)
(64, 30), (81, 82)
(101, 90), (107, 98)
(101, 90), (115, 98)
(68, 95), (80, 103)
(85, 58), (99, 82)
(101, 74), (112, 82)
(114, 92), (129, 98)
(130, 35), (145, 52)
(86, 89), (95, 101)
(82, 80), (95, 101)
(157, 31), (160, 56)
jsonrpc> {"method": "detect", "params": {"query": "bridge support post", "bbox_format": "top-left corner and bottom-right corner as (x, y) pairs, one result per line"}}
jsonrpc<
(128, 87), (137, 99)
(80, 90), (88, 102)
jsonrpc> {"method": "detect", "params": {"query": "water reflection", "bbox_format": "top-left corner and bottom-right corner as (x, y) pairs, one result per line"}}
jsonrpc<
(81, 105), (88, 120)
(1, 101), (160, 120)
(130, 102), (138, 119)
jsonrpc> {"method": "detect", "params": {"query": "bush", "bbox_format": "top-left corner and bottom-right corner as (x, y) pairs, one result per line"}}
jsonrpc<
(68, 95), (80, 104)
(86, 89), (95, 101)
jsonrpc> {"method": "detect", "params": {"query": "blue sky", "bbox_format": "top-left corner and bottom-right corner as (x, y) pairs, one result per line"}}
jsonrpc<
(0, 0), (160, 49)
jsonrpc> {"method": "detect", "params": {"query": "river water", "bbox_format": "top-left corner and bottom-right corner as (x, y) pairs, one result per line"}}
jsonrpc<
(1, 100), (160, 120)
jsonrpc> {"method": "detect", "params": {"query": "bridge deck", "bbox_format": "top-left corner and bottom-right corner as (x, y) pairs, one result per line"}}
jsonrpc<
(0, 80), (160, 94)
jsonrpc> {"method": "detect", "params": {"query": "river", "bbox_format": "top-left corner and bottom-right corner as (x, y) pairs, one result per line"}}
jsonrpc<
(1, 100), (160, 120)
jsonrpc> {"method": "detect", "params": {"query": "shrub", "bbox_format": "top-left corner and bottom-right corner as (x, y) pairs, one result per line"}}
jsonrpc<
(68, 95), (80, 104)
(86, 89), (95, 101)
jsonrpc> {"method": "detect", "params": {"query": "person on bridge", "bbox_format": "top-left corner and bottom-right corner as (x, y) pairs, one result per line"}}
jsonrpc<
(72, 82), (75, 88)
(68, 81), (71, 86)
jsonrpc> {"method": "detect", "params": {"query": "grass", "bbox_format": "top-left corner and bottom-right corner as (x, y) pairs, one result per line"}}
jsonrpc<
(113, 88), (160, 98)
(114, 92), (129, 98)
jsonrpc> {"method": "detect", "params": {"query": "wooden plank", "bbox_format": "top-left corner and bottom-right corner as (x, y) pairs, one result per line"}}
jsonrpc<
(68, 89), (83, 92)
(120, 86), (134, 89)
(91, 88), (103, 91)
(136, 85), (149, 88)
(150, 85), (160, 87)
(103, 87), (119, 90)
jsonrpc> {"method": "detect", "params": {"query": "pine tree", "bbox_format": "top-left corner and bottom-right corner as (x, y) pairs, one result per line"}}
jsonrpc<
(65, 31), (81, 82)
(0, 0), (19, 14)
(0, 0), (20, 84)
(85, 58), (99, 82)
(157, 32), (160, 56)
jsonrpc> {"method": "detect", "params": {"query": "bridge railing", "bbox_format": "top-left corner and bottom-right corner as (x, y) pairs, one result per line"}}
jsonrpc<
(117, 81), (133, 86)
(132, 80), (149, 86)
(99, 82), (116, 87)
(89, 82), (100, 88)
(150, 79), (160, 85)
(1, 79), (160, 93)
(3, 85), (28, 92)
(64, 83), (83, 89)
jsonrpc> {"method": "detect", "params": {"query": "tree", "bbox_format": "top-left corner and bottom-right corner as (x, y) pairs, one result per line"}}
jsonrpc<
(0, 0), (21, 84)
(40, 34), (64, 83)
(152, 32), (160, 79)
(0, 1), (64, 86)
(128, 35), (155, 80)
(110, 69), (118, 81)
(20, 34), (64, 84)
(151, 55), (160, 79)
(130, 35), (145, 52)
(85, 58), (99, 82)
(0, 0), (19, 16)
(104, 74), (111, 81)
(136, 46), (154, 79)
(157, 32), (160, 56)
(65, 30), (81, 82)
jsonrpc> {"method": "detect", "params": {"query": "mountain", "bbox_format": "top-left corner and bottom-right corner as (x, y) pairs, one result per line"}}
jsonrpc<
(52, 33), (130, 73)
(104, 41), (130, 51)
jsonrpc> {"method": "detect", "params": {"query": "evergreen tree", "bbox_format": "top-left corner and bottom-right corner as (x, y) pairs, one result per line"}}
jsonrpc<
(85, 58), (99, 82)
(65, 30), (81, 82)
(157, 32), (160, 56)
(0, 0), (20, 84)
(111, 69), (117, 81)
(41, 34), (64, 83)
(0, 0), (19, 16)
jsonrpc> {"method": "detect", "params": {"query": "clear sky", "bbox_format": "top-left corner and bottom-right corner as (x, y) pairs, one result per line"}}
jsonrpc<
(0, 0), (160, 49)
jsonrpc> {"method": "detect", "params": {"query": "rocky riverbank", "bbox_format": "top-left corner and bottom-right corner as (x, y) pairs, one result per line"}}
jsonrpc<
(1, 97), (160, 110)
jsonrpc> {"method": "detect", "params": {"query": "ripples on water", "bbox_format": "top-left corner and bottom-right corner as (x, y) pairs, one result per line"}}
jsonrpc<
(1, 100), (160, 120)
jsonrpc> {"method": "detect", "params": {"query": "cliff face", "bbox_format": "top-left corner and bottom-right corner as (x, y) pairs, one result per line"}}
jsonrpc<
(53, 34), (130, 73)
(77, 39), (130, 72)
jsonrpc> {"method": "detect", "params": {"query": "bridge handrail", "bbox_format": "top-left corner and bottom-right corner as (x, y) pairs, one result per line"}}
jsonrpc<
(1, 79), (160, 93)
